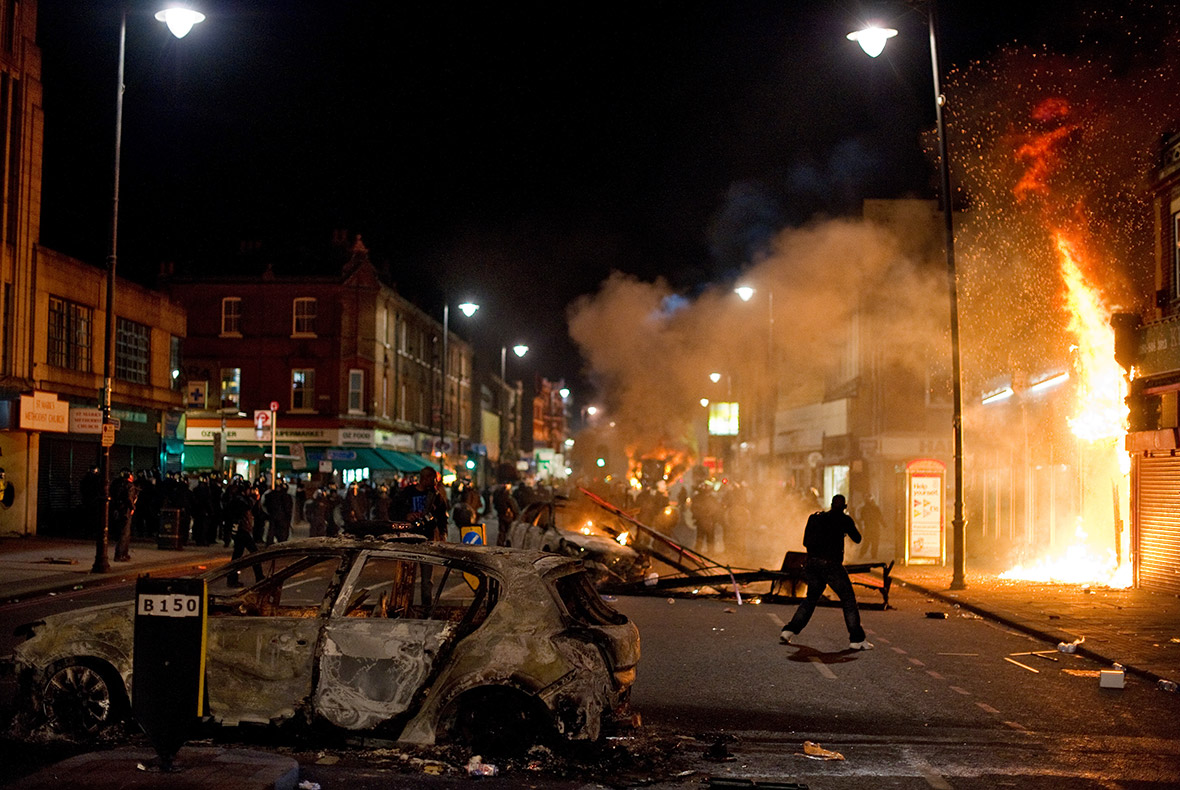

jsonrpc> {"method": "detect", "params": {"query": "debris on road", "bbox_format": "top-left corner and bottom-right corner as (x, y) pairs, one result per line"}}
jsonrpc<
(703, 740), (736, 762)
(925, 611), (948, 619)
(466, 755), (499, 776)
(1158, 679), (1178, 692)
(298, 782), (321, 790)
(1099, 668), (1126, 688)
(799, 741), (844, 761)
(1057, 636), (1085, 653)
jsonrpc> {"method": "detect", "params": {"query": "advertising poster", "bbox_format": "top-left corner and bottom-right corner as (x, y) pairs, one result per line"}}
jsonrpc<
(906, 459), (946, 564)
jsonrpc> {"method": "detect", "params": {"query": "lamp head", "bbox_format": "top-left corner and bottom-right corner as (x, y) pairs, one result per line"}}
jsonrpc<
(457, 302), (479, 317)
(513, 344), (529, 358)
(155, 5), (206, 39)
(847, 25), (897, 57)
(734, 285), (755, 302)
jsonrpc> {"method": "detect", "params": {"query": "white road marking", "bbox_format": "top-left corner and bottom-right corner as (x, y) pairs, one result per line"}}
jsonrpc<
(976, 701), (1001, 714)
(768, 613), (785, 627)
(891, 646), (908, 655)
(909, 657), (926, 667)
(1003, 720), (1028, 731)
(1003, 656), (1040, 673)
(949, 685), (971, 695)
(809, 657), (838, 679)
(926, 670), (945, 680)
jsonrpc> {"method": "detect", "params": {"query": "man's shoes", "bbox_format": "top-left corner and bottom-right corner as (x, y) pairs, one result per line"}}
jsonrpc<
(849, 640), (875, 650)
(780, 629), (796, 644)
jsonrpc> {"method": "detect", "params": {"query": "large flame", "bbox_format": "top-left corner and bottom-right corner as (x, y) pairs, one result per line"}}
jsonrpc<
(1001, 229), (1131, 588)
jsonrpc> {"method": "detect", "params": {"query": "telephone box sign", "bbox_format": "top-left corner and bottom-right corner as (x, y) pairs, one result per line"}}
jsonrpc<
(905, 458), (946, 565)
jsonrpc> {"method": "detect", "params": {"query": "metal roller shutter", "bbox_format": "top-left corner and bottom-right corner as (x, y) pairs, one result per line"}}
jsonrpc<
(1136, 452), (1180, 595)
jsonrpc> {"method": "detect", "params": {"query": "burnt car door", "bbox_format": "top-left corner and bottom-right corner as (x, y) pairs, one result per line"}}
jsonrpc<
(205, 552), (343, 725)
(314, 552), (490, 731)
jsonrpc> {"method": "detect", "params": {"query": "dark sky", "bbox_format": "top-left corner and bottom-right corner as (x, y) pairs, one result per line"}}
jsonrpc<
(33, 0), (1122, 404)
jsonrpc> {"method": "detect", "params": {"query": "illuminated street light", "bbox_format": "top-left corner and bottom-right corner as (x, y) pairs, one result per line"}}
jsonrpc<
(851, 0), (967, 590)
(710, 372), (722, 384)
(734, 285), (755, 302)
(440, 300), (478, 469)
(94, 5), (205, 575)
(586, 405), (598, 417)
(155, 5), (206, 38)
(559, 387), (570, 399)
(846, 25), (897, 57)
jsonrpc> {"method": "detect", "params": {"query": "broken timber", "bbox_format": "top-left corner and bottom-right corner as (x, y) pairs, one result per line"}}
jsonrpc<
(579, 487), (893, 608)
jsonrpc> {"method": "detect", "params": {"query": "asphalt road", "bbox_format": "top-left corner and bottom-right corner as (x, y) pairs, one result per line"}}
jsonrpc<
(2, 578), (1178, 788)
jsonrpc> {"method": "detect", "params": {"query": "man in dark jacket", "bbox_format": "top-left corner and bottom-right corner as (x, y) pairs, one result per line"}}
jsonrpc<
(780, 494), (872, 650)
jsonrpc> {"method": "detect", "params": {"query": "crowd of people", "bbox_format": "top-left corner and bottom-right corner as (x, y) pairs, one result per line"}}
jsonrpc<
(76, 464), (574, 563)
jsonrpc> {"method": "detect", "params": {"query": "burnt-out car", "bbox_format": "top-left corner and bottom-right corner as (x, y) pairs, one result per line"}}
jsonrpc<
(505, 496), (650, 585)
(4, 537), (639, 752)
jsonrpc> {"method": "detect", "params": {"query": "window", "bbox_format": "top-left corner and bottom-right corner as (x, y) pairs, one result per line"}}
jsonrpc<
(48, 296), (92, 372)
(220, 367), (241, 409)
(348, 369), (364, 413)
(221, 297), (242, 335)
(1173, 213), (1180, 297)
(293, 297), (317, 336)
(292, 368), (315, 410)
(115, 317), (149, 384)
(208, 554), (342, 617)
(338, 555), (489, 624)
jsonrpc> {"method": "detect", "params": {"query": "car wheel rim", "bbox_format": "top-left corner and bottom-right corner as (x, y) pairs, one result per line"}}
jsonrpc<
(44, 664), (112, 736)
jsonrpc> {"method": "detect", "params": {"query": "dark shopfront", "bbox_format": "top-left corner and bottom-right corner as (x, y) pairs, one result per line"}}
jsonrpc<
(37, 412), (163, 538)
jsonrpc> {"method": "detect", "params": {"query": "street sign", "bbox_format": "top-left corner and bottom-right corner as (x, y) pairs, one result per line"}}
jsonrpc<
(253, 410), (271, 430)
(270, 400), (280, 412)
(101, 422), (116, 447)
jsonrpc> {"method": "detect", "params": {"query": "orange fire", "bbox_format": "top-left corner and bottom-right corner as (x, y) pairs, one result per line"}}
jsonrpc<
(1001, 229), (1131, 588)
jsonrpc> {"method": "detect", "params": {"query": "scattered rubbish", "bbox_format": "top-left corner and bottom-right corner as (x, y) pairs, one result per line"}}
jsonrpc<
(959, 612), (982, 619)
(668, 598), (676, 604)
(72, 585), (83, 590)
(1171, 638), (1180, 644)
(466, 756), (499, 776)
(39, 557), (79, 565)
(298, 782), (321, 790)
(47, 592), (57, 597)
(1082, 584), (1093, 594)
(1047, 614), (1061, 620)
(799, 740), (844, 761)
(315, 755), (339, 765)
(1158, 679), (1178, 693)
(526, 760), (543, 771)
(925, 611), (948, 619)
(1031, 653), (1059, 663)
(1057, 636), (1085, 653)
(674, 769), (697, 777)
(703, 740), (736, 762)
(645, 572), (660, 586)
(724, 607), (736, 613)
(1099, 669), (1125, 689)
(602, 594), (618, 602)
(423, 764), (444, 775)
(1004, 656), (1039, 673)
(1063, 669), (1101, 678)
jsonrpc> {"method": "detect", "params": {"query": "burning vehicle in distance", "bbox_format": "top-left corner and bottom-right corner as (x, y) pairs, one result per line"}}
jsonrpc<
(3, 537), (640, 753)
(504, 494), (652, 585)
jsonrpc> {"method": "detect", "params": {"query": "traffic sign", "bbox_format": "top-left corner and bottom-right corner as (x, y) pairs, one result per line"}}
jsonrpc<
(269, 401), (280, 412)
(101, 422), (116, 447)
(253, 410), (271, 430)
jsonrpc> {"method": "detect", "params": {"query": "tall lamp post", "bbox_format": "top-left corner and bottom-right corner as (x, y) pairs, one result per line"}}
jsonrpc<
(439, 301), (478, 474)
(498, 343), (528, 476)
(734, 285), (775, 471)
(93, 4), (205, 575)
(850, 1), (966, 589)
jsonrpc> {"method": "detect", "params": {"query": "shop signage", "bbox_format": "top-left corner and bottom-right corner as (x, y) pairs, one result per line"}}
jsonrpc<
(70, 407), (103, 435)
(19, 391), (69, 433)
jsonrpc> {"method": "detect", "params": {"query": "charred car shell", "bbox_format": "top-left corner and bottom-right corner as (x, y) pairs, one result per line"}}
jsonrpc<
(6, 537), (639, 751)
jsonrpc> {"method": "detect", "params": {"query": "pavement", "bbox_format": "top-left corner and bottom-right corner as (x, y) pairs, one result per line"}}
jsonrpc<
(2, 529), (1179, 788)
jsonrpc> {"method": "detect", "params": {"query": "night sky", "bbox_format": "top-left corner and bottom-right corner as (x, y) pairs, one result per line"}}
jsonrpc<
(33, 1), (1138, 404)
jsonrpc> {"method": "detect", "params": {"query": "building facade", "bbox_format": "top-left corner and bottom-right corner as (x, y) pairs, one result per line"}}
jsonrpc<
(0, 1), (188, 537)
(1119, 131), (1180, 595)
(163, 239), (478, 483)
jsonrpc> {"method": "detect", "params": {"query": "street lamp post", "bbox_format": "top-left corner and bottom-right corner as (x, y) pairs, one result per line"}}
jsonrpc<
(498, 343), (528, 475)
(439, 301), (478, 473)
(851, 1), (966, 589)
(93, 5), (205, 575)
